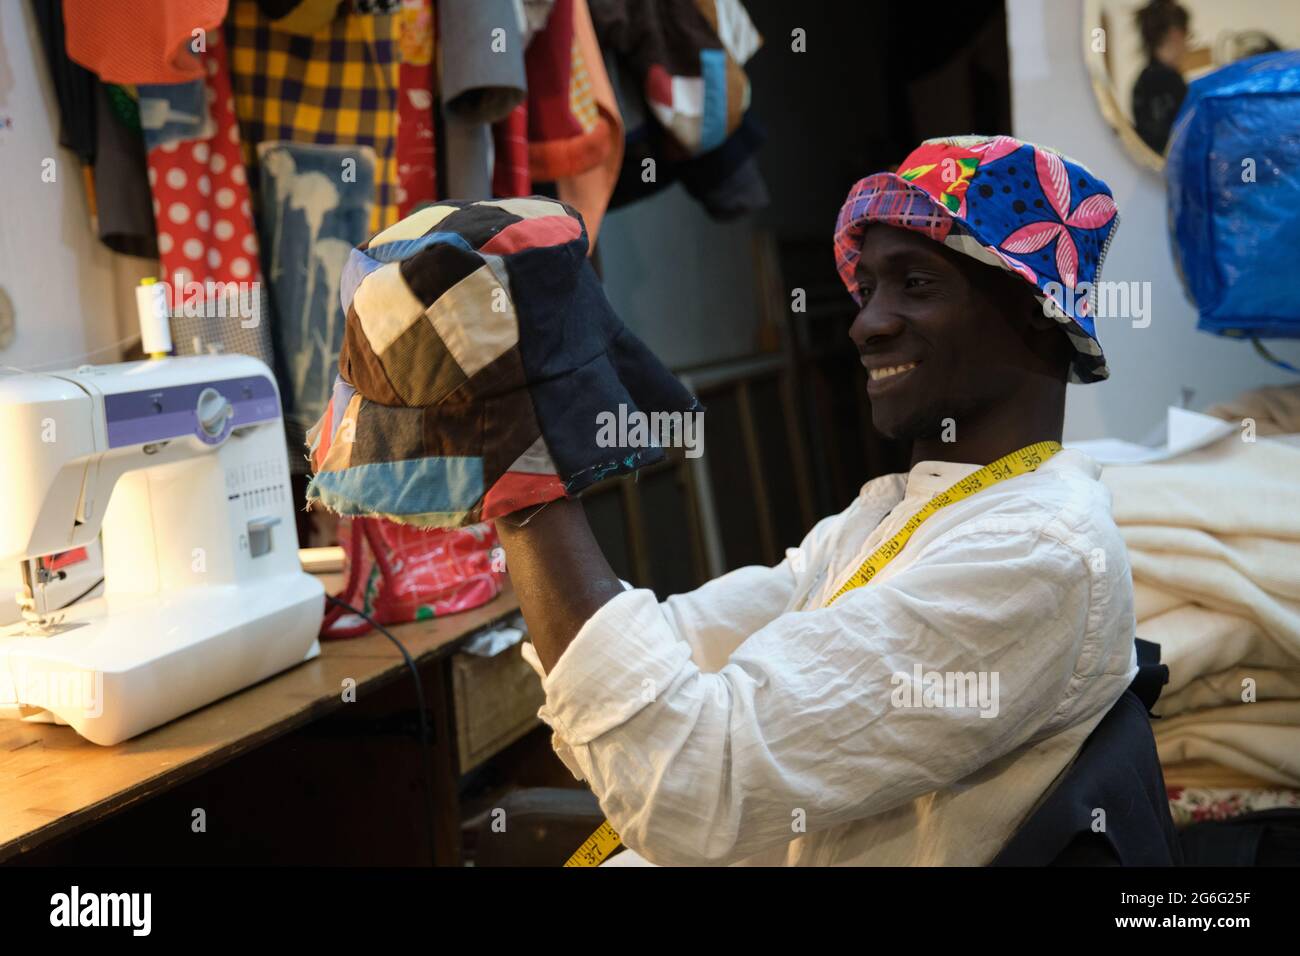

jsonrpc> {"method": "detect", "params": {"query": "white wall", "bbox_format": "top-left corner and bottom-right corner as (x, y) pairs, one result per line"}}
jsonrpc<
(1008, 0), (1300, 442)
(0, 0), (124, 374)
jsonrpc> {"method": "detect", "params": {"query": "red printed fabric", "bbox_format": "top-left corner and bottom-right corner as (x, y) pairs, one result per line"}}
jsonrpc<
(335, 517), (505, 626)
(146, 33), (261, 290)
(396, 0), (437, 216)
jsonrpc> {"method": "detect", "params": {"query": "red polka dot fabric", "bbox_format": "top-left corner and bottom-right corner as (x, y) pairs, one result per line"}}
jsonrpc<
(146, 33), (261, 290)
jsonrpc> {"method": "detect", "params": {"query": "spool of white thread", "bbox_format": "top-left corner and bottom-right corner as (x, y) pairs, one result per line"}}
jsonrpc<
(135, 278), (173, 358)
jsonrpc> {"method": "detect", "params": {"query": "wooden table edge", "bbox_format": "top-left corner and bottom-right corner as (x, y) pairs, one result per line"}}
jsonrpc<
(0, 587), (523, 862)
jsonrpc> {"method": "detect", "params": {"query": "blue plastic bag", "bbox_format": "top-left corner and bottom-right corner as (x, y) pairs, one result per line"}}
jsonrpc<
(1166, 51), (1300, 342)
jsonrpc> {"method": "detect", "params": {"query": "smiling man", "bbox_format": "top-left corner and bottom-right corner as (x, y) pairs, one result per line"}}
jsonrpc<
(501, 134), (1138, 866)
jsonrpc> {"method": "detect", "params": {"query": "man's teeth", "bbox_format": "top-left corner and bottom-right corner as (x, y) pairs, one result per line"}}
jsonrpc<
(869, 361), (918, 381)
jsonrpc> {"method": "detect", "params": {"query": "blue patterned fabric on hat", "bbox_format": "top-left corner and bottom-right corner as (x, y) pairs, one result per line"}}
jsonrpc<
(833, 135), (1121, 384)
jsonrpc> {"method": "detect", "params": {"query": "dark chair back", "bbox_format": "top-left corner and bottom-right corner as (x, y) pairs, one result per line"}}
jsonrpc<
(992, 640), (1182, 866)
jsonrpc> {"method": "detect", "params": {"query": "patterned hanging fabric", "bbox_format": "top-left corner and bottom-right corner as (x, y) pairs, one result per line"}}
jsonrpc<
(226, 0), (402, 233)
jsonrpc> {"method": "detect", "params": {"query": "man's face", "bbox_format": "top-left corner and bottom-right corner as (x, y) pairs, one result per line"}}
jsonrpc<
(849, 224), (1042, 442)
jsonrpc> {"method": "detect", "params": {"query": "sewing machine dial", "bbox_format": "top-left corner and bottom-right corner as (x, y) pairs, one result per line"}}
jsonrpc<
(197, 387), (234, 437)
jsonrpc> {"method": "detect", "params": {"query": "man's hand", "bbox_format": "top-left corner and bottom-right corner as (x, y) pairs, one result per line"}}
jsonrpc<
(495, 497), (625, 673)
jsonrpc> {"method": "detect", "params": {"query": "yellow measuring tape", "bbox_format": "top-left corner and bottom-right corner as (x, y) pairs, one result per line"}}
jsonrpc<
(563, 439), (1063, 867)
(822, 439), (1062, 605)
(563, 820), (623, 868)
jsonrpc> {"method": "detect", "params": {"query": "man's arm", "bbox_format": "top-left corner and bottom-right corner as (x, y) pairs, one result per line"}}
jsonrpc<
(495, 497), (626, 673)
(499, 495), (825, 673)
(517, 520), (1133, 866)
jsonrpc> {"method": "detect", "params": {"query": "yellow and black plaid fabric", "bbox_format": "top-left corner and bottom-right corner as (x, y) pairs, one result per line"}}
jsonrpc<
(226, 0), (400, 232)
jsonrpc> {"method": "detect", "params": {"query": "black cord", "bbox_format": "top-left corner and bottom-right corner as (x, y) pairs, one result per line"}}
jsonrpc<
(325, 595), (439, 866)
(56, 576), (106, 609)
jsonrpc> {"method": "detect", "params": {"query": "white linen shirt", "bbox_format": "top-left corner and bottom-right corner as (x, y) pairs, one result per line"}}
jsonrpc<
(520, 449), (1139, 866)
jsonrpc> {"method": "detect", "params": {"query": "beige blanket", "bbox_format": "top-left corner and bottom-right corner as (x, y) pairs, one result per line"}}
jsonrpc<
(1104, 435), (1300, 540)
(1127, 528), (1300, 653)
(1106, 437), (1300, 685)
(1157, 665), (1300, 716)
(1102, 434), (1300, 782)
(1136, 601), (1300, 715)
(1205, 383), (1300, 436)
(1153, 700), (1300, 788)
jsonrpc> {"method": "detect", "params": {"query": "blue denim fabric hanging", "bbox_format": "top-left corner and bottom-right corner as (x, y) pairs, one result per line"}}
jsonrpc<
(256, 141), (376, 449)
(137, 79), (211, 151)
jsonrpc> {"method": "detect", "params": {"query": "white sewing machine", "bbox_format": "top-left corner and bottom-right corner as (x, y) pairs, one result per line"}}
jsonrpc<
(0, 355), (323, 745)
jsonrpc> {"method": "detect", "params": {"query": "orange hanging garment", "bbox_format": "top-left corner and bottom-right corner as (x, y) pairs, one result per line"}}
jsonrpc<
(62, 0), (229, 85)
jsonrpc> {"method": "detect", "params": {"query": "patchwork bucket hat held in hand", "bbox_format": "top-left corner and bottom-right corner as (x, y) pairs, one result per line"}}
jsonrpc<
(306, 196), (703, 529)
(833, 134), (1121, 383)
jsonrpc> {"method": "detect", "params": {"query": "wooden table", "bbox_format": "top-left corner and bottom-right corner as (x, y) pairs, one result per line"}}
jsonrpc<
(0, 580), (521, 864)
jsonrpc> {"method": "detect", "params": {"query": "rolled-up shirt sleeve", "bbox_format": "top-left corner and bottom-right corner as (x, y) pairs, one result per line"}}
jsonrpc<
(656, 510), (847, 671)
(527, 521), (1124, 867)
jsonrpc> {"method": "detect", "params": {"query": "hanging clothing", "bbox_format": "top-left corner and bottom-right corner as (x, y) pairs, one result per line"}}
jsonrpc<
(553, 0), (623, 245)
(493, 104), (533, 199)
(608, 103), (765, 217)
(439, 0), (527, 123)
(257, 141), (376, 450)
(589, 0), (756, 157)
(593, 0), (766, 220)
(439, 0), (528, 198)
(395, 0), (437, 215)
(145, 33), (274, 365)
(28, 0), (96, 165)
(226, 0), (402, 232)
(137, 79), (212, 152)
(526, 0), (611, 182)
(93, 84), (158, 258)
(521, 0), (558, 44)
(253, 0), (345, 33)
(62, 0), (229, 85)
(30, 0), (157, 256)
(146, 35), (261, 291)
(521, 451), (1140, 865)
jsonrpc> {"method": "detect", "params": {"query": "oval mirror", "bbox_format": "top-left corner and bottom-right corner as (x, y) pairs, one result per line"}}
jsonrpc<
(1083, 0), (1299, 174)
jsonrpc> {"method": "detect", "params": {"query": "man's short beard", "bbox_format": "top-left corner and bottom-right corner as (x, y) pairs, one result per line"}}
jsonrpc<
(880, 394), (979, 444)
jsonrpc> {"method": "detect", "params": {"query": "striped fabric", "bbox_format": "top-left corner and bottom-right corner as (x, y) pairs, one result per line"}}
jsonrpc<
(306, 197), (702, 527)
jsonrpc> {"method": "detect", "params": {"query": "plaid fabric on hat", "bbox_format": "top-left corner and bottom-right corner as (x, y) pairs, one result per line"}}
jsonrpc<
(306, 196), (703, 527)
(833, 135), (1120, 384)
(226, 0), (400, 233)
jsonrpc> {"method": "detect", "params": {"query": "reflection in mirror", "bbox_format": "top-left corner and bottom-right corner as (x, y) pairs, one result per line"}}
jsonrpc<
(1083, 0), (1299, 173)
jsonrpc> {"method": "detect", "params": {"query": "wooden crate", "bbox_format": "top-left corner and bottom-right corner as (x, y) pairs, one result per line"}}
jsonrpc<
(451, 643), (545, 774)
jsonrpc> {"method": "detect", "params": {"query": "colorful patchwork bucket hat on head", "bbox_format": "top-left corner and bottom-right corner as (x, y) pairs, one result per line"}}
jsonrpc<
(306, 196), (702, 528)
(833, 134), (1120, 383)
